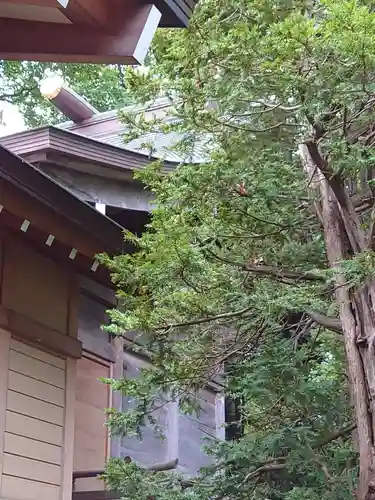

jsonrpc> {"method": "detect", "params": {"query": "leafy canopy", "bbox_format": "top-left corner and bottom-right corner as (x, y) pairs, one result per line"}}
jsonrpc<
(99, 0), (375, 498)
(0, 61), (134, 127)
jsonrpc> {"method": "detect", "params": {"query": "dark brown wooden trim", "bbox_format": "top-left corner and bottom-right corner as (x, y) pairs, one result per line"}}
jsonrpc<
(0, 148), (127, 255)
(0, 306), (82, 359)
(72, 492), (119, 500)
(0, 5), (161, 64)
(61, 0), (112, 28)
(0, 126), (178, 174)
(156, 0), (194, 27)
(110, 337), (124, 458)
(82, 349), (114, 365)
(0, 238), (4, 308)
(49, 86), (98, 124)
(79, 337), (116, 363)
(61, 0), (145, 33)
(68, 274), (79, 338)
(79, 276), (117, 306)
(4, 0), (66, 6)
(2, 219), (113, 289)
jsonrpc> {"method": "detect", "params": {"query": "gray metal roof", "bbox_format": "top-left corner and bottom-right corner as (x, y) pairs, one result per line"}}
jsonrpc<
(58, 97), (208, 164)
(101, 130), (208, 164)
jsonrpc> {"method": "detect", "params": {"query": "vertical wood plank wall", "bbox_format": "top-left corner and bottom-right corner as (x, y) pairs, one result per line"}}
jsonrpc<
(73, 355), (110, 492)
(0, 335), (70, 500)
(0, 329), (11, 497)
(62, 358), (76, 500)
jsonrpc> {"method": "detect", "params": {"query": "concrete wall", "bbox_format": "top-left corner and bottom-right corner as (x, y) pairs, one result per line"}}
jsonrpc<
(178, 389), (217, 475)
(119, 350), (221, 476)
(120, 352), (169, 466)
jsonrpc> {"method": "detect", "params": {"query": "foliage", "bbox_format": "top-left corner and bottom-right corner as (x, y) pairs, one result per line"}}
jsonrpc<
(98, 0), (375, 498)
(0, 61), (134, 126)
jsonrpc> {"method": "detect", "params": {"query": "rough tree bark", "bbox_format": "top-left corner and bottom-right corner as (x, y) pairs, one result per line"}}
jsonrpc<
(299, 143), (375, 500)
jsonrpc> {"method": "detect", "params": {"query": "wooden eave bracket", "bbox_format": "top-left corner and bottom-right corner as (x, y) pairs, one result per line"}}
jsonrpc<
(0, 4), (161, 64)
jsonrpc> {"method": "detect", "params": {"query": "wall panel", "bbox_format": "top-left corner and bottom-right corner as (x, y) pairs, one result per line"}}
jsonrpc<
(2, 238), (69, 334)
(177, 389), (217, 475)
(119, 350), (220, 476)
(120, 352), (169, 466)
(74, 355), (110, 492)
(0, 338), (67, 500)
(0, 328), (11, 492)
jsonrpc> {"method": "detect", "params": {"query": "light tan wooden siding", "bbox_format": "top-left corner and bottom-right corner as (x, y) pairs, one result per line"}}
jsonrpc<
(0, 339), (66, 500)
(9, 350), (65, 389)
(10, 339), (66, 369)
(2, 476), (60, 500)
(5, 411), (63, 447)
(74, 356), (110, 492)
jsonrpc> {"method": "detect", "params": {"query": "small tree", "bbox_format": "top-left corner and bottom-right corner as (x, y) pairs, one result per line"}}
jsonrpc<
(101, 1), (375, 498)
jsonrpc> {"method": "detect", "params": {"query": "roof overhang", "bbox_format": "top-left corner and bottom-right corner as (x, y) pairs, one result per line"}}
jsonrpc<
(0, 126), (177, 177)
(0, 0), (197, 63)
(0, 125), (181, 213)
(0, 144), (128, 258)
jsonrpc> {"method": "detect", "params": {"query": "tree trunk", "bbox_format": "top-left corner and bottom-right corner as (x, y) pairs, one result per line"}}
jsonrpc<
(299, 144), (375, 500)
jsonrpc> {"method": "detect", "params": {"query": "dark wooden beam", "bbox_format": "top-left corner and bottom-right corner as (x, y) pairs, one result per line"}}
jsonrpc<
(0, 127), (179, 177)
(0, 4), (161, 64)
(154, 0), (192, 27)
(0, 179), (114, 258)
(3, 0), (69, 7)
(0, 306), (82, 359)
(72, 492), (119, 500)
(1, 213), (114, 289)
(0, 147), (127, 256)
(45, 85), (99, 123)
(60, 0), (111, 28)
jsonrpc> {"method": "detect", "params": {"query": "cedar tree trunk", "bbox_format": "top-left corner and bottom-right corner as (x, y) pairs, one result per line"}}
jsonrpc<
(300, 142), (375, 500)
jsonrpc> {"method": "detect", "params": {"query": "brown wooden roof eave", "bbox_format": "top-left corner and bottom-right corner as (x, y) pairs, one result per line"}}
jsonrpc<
(0, 2), (165, 65)
(155, 0), (195, 27)
(0, 145), (127, 255)
(50, 126), (179, 172)
(0, 126), (179, 174)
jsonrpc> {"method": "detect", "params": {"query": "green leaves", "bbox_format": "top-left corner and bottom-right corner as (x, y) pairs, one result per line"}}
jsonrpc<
(96, 0), (375, 498)
(0, 61), (134, 126)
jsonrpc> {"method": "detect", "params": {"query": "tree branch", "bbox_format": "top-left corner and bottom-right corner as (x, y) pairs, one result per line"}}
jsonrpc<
(213, 116), (300, 133)
(163, 304), (253, 329)
(245, 264), (323, 282)
(241, 462), (286, 483)
(0, 85), (37, 104)
(239, 422), (356, 483)
(305, 310), (343, 334)
(204, 247), (324, 283)
(206, 421), (356, 477)
(304, 140), (365, 253)
(315, 422), (356, 449)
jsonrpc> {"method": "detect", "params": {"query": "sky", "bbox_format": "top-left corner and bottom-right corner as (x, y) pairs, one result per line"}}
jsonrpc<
(0, 102), (25, 137)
